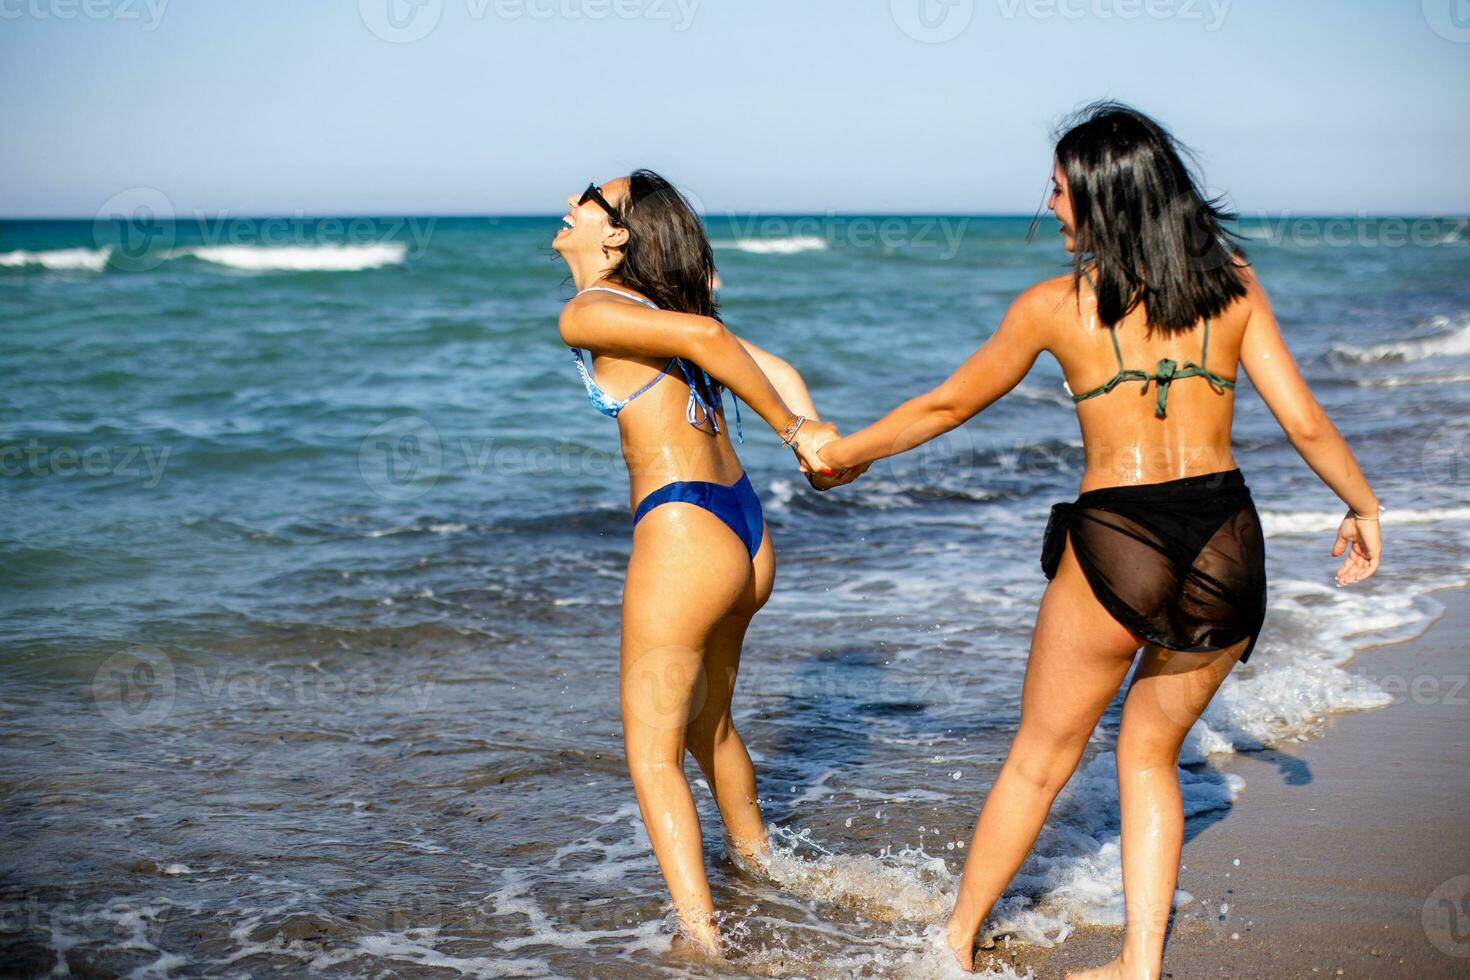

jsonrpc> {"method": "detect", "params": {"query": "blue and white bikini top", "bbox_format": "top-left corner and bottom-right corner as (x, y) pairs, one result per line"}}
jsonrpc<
(569, 285), (742, 443)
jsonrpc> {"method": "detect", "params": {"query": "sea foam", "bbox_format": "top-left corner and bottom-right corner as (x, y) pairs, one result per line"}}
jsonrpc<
(1259, 506), (1470, 536)
(0, 246), (112, 272)
(1330, 314), (1470, 363)
(715, 236), (829, 255)
(178, 243), (407, 271)
(0, 243), (409, 273)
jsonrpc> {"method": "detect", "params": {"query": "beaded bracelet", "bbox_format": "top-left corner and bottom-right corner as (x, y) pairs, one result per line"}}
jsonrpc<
(779, 415), (806, 447)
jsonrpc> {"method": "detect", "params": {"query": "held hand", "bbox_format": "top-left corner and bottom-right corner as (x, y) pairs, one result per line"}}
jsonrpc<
(801, 458), (870, 492)
(789, 419), (840, 476)
(798, 431), (870, 492)
(1332, 511), (1381, 586)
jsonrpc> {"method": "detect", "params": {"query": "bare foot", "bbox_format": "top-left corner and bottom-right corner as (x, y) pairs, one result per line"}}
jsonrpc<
(1066, 953), (1156, 980)
(727, 833), (770, 864)
(944, 920), (975, 973)
(668, 919), (723, 961)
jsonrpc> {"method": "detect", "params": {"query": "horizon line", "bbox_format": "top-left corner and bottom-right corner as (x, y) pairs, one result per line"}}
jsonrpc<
(4, 210), (1470, 223)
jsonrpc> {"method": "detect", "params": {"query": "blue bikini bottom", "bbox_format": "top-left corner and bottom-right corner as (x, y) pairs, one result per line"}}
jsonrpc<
(632, 473), (765, 559)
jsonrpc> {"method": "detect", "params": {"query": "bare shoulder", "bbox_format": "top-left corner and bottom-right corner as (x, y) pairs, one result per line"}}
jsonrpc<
(562, 289), (624, 318)
(1001, 273), (1078, 348)
(1233, 259), (1271, 310)
(558, 290), (619, 346)
(1019, 273), (1077, 312)
(558, 289), (642, 341)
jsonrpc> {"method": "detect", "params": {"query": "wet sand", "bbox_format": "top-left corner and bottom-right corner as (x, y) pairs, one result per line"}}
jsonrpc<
(990, 587), (1470, 979)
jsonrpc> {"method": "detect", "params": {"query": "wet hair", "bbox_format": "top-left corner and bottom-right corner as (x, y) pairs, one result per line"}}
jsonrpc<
(607, 169), (721, 323)
(1053, 101), (1247, 335)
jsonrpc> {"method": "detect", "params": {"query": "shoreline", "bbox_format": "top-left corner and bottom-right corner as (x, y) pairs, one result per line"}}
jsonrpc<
(990, 586), (1470, 979)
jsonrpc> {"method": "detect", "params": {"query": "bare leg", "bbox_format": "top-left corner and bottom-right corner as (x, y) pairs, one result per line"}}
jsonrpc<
(1066, 639), (1247, 980)
(620, 504), (754, 955)
(945, 540), (1141, 971)
(686, 527), (775, 862)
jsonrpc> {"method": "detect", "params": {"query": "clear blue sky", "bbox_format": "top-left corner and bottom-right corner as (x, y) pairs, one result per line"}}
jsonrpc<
(3, 0), (1467, 216)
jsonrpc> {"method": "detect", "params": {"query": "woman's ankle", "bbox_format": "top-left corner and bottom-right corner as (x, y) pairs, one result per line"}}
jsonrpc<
(725, 829), (770, 864)
(675, 908), (721, 950)
(1115, 941), (1164, 978)
(945, 913), (977, 945)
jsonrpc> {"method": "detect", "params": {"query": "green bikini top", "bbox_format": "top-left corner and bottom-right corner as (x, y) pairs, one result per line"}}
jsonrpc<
(1070, 275), (1235, 419)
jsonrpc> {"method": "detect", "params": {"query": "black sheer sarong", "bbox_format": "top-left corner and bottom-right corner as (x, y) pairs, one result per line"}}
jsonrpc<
(1041, 468), (1267, 662)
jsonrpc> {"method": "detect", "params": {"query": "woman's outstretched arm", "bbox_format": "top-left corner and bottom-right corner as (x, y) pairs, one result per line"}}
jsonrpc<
(559, 294), (837, 467)
(1236, 269), (1381, 584)
(737, 336), (867, 488)
(818, 286), (1050, 471)
(736, 336), (821, 420)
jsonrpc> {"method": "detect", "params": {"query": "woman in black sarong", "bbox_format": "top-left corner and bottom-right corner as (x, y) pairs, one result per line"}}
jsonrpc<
(815, 102), (1382, 976)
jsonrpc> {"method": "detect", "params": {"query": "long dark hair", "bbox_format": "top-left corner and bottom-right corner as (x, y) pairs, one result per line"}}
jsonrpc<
(1054, 101), (1247, 336)
(608, 169), (721, 323)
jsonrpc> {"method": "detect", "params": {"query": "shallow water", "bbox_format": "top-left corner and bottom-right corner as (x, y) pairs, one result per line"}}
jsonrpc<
(3, 214), (1469, 977)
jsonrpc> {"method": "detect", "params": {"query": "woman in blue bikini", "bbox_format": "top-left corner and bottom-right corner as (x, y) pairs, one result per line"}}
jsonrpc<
(553, 169), (861, 954)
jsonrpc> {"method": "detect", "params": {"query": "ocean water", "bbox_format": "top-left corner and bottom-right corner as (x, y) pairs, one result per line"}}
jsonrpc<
(3, 213), (1469, 978)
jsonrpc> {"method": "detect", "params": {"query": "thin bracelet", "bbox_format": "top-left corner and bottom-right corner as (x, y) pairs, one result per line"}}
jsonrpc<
(779, 415), (806, 447)
(1352, 501), (1385, 521)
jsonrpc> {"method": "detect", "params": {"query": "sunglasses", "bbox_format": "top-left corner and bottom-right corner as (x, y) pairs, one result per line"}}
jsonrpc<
(578, 182), (623, 226)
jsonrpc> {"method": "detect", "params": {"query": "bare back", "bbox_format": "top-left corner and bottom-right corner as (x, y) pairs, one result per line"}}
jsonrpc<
(1038, 273), (1248, 492)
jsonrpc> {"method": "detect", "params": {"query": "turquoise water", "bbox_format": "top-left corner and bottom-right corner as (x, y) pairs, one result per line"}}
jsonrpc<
(3, 215), (1469, 977)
